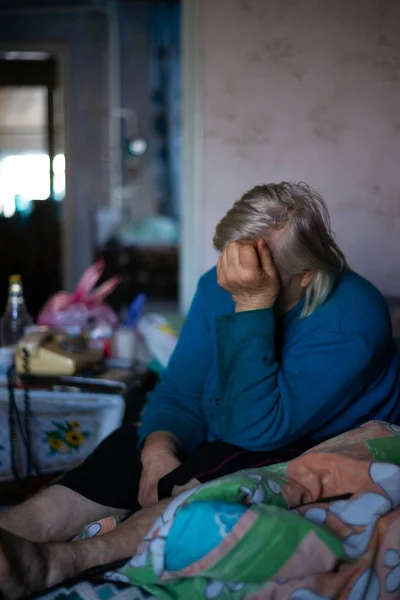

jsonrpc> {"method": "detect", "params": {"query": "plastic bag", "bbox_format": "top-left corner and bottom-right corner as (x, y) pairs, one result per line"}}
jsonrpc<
(137, 314), (177, 369)
(37, 261), (121, 331)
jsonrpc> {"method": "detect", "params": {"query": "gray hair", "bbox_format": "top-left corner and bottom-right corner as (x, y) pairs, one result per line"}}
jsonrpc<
(213, 182), (347, 318)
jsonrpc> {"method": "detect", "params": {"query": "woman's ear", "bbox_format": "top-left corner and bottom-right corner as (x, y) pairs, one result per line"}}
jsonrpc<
(300, 271), (315, 288)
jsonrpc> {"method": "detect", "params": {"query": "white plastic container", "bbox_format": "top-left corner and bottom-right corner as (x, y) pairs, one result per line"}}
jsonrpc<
(0, 389), (124, 481)
(0, 347), (14, 375)
(111, 326), (137, 363)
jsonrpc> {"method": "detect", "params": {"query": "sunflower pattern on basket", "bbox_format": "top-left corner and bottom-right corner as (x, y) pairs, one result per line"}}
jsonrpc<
(44, 420), (91, 455)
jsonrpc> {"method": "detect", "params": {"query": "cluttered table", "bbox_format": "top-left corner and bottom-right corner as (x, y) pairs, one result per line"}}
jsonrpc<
(0, 262), (178, 501)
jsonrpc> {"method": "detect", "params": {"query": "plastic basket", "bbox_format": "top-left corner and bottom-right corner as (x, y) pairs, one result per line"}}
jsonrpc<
(0, 389), (124, 481)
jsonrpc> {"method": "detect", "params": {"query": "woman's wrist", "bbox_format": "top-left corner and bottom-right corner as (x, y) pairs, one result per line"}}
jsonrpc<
(141, 431), (179, 465)
(234, 294), (277, 312)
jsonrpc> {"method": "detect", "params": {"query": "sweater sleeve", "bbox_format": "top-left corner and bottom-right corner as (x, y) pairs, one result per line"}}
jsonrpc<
(137, 279), (210, 454)
(215, 309), (373, 450)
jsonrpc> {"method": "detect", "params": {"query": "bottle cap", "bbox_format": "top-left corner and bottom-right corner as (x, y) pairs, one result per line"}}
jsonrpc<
(9, 274), (21, 284)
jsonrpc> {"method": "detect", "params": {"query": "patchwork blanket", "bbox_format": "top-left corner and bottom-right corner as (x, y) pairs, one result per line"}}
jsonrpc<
(42, 421), (400, 600)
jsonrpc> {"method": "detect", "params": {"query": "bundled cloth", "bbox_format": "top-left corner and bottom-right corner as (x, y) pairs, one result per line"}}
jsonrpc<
(38, 421), (400, 600)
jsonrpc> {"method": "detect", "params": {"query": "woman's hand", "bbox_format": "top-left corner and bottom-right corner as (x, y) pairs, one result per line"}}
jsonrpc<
(139, 450), (181, 508)
(217, 240), (280, 312)
(139, 433), (182, 508)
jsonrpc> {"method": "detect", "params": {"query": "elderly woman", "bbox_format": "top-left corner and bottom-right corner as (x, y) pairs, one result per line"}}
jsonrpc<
(0, 183), (399, 581)
(136, 182), (400, 506)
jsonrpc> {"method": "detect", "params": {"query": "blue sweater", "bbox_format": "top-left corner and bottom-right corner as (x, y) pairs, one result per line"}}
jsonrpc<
(138, 268), (400, 453)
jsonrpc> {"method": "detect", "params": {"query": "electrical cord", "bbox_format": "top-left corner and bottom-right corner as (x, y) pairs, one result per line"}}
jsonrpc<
(22, 347), (35, 478)
(7, 366), (24, 483)
(7, 358), (41, 482)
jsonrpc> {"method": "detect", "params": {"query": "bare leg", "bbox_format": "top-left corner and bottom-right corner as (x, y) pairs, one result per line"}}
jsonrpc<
(50, 498), (171, 583)
(0, 485), (127, 543)
(0, 499), (170, 599)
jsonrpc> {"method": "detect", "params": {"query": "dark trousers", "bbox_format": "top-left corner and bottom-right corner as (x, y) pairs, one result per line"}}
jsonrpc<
(59, 426), (316, 511)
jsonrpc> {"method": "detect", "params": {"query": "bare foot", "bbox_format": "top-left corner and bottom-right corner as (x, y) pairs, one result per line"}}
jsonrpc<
(0, 527), (49, 599)
(0, 528), (81, 599)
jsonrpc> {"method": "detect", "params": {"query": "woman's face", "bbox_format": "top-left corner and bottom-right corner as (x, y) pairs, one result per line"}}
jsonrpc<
(275, 270), (305, 313)
(263, 230), (312, 313)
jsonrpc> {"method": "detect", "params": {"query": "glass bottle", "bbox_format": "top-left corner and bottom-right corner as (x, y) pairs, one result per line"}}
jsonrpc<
(1, 274), (33, 347)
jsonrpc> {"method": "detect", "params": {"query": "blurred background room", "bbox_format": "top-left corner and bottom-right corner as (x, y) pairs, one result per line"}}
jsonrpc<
(0, 0), (400, 322)
(0, 0), (181, 321)
(0, 0), (399, 495)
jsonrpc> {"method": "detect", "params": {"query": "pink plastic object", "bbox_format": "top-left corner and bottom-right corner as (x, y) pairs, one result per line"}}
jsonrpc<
(38, 261), (121, 330)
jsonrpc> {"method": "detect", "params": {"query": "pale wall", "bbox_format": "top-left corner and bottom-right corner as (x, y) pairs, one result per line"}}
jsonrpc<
(199, 0), (400, 295)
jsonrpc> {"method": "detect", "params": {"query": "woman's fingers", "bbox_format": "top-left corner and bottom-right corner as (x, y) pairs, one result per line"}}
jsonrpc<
(224, 241), (260, 273)
(218, 241), (262, 289)
(257, 239), (277, 278)
(217, 246), (229, 286)
(238, 243), (260, 270)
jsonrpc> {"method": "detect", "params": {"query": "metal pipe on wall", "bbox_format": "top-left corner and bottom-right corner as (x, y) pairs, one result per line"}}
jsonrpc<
(106, 0), (123, 212)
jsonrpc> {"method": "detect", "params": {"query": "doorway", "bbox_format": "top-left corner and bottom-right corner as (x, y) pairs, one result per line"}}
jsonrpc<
(0, 53), (64, 318)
